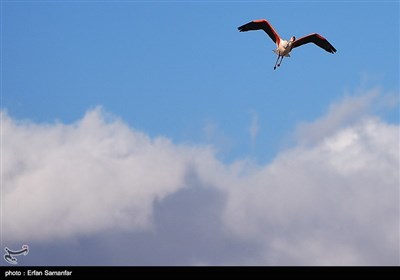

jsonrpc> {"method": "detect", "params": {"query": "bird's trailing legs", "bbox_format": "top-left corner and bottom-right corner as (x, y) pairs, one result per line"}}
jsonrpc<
(273, 55), (284, 70)
(277, 56), (284, 68)
(273, 55), (281, 70)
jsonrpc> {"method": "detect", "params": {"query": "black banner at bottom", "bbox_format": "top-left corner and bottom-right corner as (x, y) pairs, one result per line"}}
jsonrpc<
(0, 266), (398, 278)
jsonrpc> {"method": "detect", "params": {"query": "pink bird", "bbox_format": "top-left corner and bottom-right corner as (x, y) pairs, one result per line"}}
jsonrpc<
(238, 19), (337, 70)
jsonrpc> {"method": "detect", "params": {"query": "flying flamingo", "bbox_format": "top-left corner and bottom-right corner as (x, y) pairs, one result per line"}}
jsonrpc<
(238, 19), (337, 70)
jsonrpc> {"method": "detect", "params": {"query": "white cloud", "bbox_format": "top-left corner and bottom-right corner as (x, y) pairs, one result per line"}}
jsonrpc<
(222, 116), (399, 265)
(249, 110), (259, 148)
(296, 88), (379, 144)
(2, 90), (399, 265)
(2, 107), (215, 241)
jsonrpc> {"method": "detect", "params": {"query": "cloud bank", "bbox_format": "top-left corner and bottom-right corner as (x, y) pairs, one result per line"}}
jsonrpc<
(2, 90), (399, 265)
(2, 108), (214, 241)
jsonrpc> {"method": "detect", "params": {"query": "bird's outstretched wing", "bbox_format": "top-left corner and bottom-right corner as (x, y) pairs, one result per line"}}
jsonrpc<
(238, 19), (281, 45)
(292, 33), (337, 53)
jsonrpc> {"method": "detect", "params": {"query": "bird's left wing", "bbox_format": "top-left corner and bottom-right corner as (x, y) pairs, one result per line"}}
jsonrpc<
(292, 33), (337, 54)
(238, 19), (281, 45)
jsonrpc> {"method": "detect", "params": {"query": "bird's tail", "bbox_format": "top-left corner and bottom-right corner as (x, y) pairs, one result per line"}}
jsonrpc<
(273, 50), (291, 57)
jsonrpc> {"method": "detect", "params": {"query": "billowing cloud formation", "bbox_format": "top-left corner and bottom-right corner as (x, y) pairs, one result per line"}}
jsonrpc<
(224, 117), (398, 265)
(2, 91), (399, 265)
(2, 109), (216, 240)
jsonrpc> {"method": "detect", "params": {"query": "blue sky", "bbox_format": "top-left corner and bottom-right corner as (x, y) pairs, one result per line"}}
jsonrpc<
(1, 1), (399, 266)
(3, 1), (398, 162)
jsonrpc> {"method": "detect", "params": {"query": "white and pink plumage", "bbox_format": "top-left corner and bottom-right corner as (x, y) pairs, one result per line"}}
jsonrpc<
(238, 19), (337, 70)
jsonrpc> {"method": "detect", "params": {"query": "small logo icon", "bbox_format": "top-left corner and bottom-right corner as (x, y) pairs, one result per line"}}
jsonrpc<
(3, 245), (29, 265)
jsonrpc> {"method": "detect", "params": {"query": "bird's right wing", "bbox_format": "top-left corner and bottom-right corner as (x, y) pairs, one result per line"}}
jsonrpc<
(238, 19), (281, 46)
(292, 33), (337, 54)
